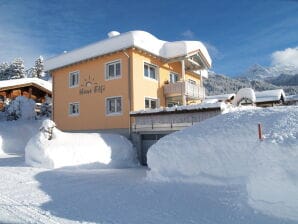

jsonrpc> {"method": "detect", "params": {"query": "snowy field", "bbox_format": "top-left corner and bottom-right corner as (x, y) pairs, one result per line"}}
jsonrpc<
(0, 106), (297, 223)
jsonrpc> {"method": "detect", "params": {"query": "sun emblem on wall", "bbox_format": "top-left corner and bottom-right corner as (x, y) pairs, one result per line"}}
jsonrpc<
(81, 75), (98, 87)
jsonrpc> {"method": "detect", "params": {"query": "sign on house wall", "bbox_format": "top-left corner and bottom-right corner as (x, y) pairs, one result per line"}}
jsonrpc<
(79, 75), (105, 95)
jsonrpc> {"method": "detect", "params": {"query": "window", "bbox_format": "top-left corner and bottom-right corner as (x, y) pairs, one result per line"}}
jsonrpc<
(169, 73), (179, 83)
(106, 60), (121, 80)
(69, 102), (79, 116)
(69, 71), (79, 88)
(144, 63), (157, 80)
(188, 79), (196, 85)
(145, 97), (158, 109)
(106, 97), (122, 115)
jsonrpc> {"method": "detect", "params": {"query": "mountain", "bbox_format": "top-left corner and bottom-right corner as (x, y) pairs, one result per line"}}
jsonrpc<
(239, 64), (271, 80)
(239, 64), (298, 82)
(267, 74), (298, 86)
(204, 71), (298, 96)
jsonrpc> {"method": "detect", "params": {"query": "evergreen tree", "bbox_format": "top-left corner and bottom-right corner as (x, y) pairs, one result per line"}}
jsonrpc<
(32, 56), (44, 78)
(9, 58), (25, 79)
(0, 62), (9, 80)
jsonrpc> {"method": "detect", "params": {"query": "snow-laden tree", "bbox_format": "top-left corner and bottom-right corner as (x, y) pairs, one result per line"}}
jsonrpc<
(8, 58), (25, 79)
(6, 96), (36, 120)
(0, 62), (9, 80)
(30, 56), (44, 78)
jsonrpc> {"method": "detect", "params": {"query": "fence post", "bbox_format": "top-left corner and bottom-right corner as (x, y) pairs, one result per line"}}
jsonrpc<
(258, 123), (263, 141)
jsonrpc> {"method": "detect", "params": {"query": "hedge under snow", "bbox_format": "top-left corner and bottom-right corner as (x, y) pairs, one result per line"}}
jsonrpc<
(25, 120), (138, 169)
(147, 106), (298, 221)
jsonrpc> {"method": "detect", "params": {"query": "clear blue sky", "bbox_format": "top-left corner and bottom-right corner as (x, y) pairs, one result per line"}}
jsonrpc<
(0, 0), (297, 76)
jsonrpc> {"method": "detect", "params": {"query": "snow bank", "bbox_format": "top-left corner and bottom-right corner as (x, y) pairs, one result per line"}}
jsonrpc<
(25, 120), (138, 169)
(0, 119), (42, 154)
(147, 106), (298, 221)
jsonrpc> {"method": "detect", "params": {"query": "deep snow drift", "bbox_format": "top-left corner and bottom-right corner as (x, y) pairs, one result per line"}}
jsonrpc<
(147, 106), (298, 221)
(0, 119), (42, 154)
(25, 120), (138, 169)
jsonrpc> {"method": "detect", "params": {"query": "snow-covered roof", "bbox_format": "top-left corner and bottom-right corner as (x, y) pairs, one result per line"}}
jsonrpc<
(286, 94), (298, 102)
(233, 88), (256, 106)
(130, 102), (226, 116)
(206, 93), (236, 101)
(0, 78), (52, 94)
(44, 30), (212, 71)
(255, 89), (285, 103)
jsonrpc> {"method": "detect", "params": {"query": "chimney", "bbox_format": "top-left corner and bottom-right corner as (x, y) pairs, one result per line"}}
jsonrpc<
(108, 31), (120, 38)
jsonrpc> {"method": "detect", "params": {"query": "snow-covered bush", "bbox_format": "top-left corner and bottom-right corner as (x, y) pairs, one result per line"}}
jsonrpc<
(40, 95), (52, 117)
(6, 96), (36, 120)
(25, 119), (138, 169)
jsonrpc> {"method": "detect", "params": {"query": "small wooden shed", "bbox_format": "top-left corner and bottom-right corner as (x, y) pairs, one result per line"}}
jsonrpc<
(0, 78), (52, 110)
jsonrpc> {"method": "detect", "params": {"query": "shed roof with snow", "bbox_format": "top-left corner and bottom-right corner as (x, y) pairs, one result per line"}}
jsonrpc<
(205, 93), (236, 102)
(44, 30), (211, 75)
(0, 78), (52, 95)
(255, 89), (285, 103)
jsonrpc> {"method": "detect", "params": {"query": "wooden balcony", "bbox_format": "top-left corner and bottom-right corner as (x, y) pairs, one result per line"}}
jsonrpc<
(163, 81), (205, 99)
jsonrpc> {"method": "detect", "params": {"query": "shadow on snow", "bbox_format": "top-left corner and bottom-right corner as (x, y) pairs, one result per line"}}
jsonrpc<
(34, 167), (295, 224)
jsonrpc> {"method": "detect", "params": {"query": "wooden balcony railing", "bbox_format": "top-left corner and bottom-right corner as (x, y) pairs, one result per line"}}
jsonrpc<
(163, 81), (205, 99)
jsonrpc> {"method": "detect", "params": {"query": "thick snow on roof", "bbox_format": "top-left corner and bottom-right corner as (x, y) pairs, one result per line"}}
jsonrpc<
(45, 30), (212, 71)
(233, 88), (256, 106)
(206, 93), (235, 101)
(0, 78), (52, 93)
(130, 102), (226, 115)
(255, 89), (285, 103)
(286, 94), (298, 102)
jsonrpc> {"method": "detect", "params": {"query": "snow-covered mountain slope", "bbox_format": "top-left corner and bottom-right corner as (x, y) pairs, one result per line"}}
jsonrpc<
(147, 106), (298, 221)
(204, 71), (298, 95)
(240, 64), (271, 80)
(239, 64), (298, 81)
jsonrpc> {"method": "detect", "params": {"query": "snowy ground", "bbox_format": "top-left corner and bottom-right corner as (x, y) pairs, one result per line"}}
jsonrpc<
(1, 154), (296, 224)
(0, 106), (297, 223)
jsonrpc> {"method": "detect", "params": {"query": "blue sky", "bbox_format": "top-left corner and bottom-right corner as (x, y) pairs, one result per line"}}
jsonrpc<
(0, 0), (297, 76)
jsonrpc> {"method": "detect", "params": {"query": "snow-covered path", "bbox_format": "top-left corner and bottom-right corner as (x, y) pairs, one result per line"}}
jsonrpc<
(0, 154), (295, 224)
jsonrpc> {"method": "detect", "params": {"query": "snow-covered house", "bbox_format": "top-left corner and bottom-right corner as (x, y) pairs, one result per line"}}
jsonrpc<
(255, 89), (285, 107)
(44, 30), (211, 136)
(0, 78), (52, 111)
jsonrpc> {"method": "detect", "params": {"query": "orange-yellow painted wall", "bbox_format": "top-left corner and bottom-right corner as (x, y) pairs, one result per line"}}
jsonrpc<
(52, 48), (203, 131)
(52, 50), (132, 131)
(131, 49), (201, 110)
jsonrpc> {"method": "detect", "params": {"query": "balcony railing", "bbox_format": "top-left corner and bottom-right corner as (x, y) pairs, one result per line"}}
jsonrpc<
(163, 81), (205, 99)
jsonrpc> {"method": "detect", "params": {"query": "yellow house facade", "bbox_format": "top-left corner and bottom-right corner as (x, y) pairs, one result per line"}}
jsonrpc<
(45, 30), (212, 136)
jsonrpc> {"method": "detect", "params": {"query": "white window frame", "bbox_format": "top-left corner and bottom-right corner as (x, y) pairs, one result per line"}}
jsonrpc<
(69, 71), (80, 88)
(169, 72), (179, 83)
(105, 59), (121, 80)
(143, 62), (158, 81)
(105, 96), (122, 116)
(145, 97), (158, 109)
(69, 102), (79, 116)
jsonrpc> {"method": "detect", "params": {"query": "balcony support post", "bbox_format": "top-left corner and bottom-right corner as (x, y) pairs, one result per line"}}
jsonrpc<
(181, 60), (186, 106)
